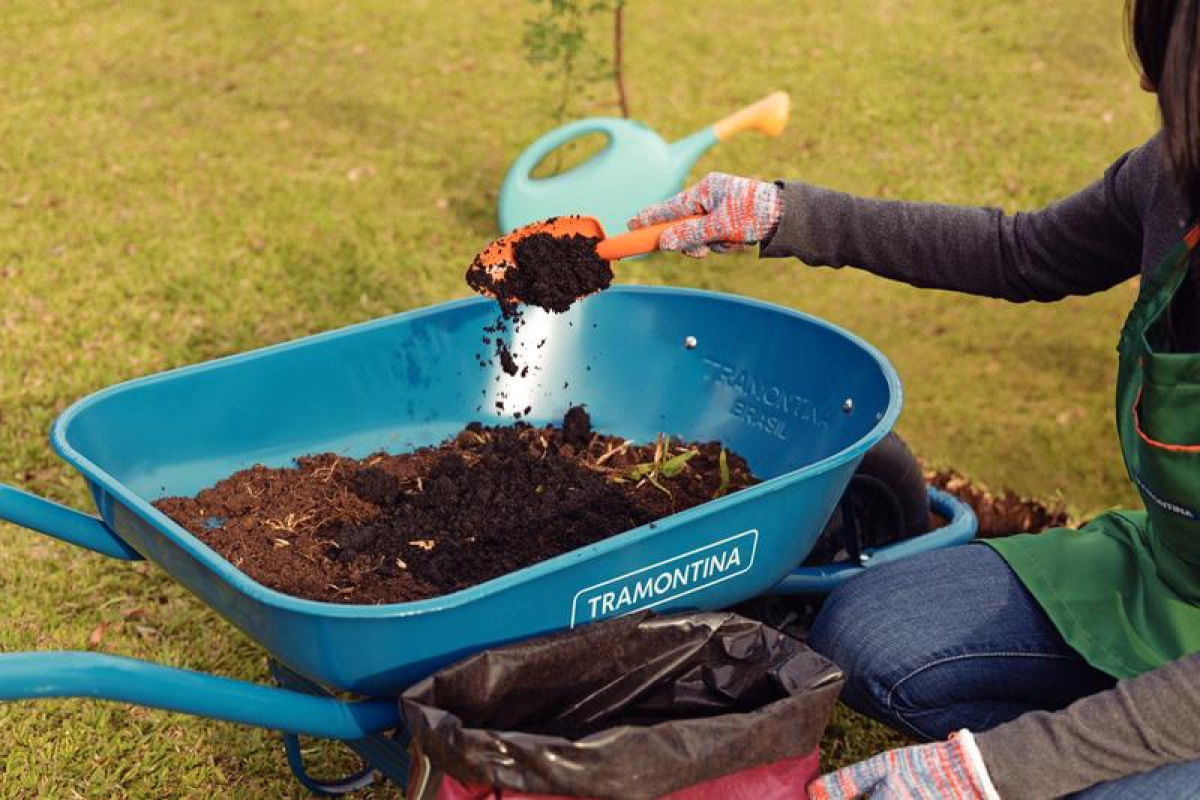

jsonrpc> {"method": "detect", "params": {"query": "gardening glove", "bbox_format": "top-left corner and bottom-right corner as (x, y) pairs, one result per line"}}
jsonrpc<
(627, 172), (782, 257)
(807, 730), (1001, 800)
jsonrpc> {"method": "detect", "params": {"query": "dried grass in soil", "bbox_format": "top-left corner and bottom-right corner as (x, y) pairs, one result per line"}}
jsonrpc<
(154, 408), (755, 605)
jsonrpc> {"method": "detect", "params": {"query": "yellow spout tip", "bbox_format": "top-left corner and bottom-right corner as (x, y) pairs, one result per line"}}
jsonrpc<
(759, 91), (791, 137)
(713, 91), (791, 141)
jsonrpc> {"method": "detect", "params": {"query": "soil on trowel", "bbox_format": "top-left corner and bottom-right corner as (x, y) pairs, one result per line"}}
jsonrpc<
(154, 407), (757, 605)
(465, 229), (613, 315)
(509, 232), (613, 313)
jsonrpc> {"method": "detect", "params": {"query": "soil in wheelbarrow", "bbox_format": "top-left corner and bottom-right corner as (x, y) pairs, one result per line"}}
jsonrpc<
(153, 407), (757, 605)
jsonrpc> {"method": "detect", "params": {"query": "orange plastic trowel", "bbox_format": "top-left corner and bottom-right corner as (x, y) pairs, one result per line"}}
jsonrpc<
(466, 213), (703, 305)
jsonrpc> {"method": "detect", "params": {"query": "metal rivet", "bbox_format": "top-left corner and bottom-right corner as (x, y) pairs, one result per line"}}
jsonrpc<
(683, 335), (698, 349)
(842, 398), (854, 413)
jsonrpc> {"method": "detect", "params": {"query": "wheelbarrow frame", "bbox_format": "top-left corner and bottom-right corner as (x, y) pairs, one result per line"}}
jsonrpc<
(0, 287), (977, 793)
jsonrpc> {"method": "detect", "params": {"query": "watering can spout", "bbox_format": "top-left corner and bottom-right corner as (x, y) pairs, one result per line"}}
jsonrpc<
(668, 90), (791, 178)
(713, 91), (791, 140)
(669, 128), (722, 176)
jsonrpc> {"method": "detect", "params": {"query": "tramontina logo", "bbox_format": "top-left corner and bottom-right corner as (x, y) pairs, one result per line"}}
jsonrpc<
(570, 530), (759, 626)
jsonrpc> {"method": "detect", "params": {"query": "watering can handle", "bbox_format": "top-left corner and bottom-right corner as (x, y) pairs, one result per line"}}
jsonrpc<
(770, 486), (978, 594)
(0, 483), (142, 560)
(507, 118), (625, 185)
(507, 92), (789, 185)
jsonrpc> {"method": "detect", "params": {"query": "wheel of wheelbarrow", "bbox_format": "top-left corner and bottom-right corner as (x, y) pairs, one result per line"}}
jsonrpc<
(805, 431), (931, 566)
(729, 432), (929, 638)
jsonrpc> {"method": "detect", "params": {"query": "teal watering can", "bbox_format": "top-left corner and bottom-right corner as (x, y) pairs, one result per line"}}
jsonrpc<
(498, 91), (790, 235)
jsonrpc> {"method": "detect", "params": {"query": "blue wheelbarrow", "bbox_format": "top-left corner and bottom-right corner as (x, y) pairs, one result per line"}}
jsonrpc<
(0, 287), (975, 794)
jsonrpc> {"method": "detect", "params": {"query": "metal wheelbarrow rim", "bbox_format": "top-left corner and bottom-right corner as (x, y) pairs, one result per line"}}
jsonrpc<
(0, 285), (979, 788)
(45, 286), (905, 618)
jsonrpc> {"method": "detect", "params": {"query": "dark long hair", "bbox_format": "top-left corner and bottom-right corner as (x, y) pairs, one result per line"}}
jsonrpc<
(1129, 0), (1200, 208)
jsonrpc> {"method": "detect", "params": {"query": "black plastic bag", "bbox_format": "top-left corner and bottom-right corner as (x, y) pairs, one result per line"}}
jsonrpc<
(400, 611), (844, 799)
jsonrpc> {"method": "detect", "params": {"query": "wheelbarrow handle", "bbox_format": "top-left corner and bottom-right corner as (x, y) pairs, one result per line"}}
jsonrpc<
(0, 651), (400, 739)
(771, 486), (978, 595)
(0, 484), (142, 560)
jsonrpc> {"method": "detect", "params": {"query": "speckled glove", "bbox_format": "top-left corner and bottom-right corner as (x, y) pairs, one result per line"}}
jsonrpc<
(807, 731), (1000, 800)
(627, 172), (782, 257)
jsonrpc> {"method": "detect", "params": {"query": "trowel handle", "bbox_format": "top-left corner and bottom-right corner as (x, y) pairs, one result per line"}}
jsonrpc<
(596, 214), (705, 260)
(712, 91), (790, 141)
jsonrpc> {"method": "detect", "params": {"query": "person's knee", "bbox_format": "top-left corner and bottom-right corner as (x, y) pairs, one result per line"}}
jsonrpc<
(808, 564), (917, 716)
(807, 571), (881, 668)
(809, 553), (932, 669)
(807, 547), (1003, 720)
(810, 545), (1018, 669)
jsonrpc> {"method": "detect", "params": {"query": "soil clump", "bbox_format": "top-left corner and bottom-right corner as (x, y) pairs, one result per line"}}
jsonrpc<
(465, 230), (613, 315)
(508, 232), (612, 313)
(155, 408), (756, 605)
(925, 469), (1069, 535)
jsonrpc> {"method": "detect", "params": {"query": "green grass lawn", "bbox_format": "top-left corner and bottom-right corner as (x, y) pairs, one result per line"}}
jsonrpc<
(0, 0), (1159, 796)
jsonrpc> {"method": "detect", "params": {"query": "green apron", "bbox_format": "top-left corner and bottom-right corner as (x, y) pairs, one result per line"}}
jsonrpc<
(985, 225), (1200, 679)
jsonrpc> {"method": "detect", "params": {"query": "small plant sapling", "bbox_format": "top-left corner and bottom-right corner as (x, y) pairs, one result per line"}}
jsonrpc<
(523, 0), (630, 125)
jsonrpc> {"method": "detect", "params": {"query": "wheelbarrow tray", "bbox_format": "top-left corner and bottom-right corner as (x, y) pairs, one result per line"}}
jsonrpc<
(42, 286), (901, 697)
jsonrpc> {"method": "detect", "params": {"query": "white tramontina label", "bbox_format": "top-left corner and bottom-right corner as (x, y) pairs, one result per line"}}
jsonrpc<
(570, 529), (759, 627)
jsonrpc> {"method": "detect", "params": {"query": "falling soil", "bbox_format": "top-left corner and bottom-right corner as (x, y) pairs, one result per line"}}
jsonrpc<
(496, 340), (519, 376)
(476, 313), (527, 396)
(154, 408), (756, 605)
(467, 230), (613, 411)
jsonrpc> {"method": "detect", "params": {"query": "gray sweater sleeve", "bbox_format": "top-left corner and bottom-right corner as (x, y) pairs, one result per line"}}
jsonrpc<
(760, 135), (1200, 795)
(974, 651), (1200, 798)
(759, 145), (1153, 301)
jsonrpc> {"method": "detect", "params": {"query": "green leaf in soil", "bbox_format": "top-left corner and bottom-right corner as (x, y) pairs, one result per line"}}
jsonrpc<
(626, 461), (655, 480)
(659, 448), (698, 478)
(713, 448), (731, 499)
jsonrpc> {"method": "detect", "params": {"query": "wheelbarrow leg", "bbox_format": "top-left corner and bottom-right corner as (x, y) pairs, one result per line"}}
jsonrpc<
(280, 734), (377, 797)
(269, 660), (412, 796)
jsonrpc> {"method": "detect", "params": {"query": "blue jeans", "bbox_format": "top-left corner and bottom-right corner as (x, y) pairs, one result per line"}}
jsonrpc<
(807, 543), (1200, 798)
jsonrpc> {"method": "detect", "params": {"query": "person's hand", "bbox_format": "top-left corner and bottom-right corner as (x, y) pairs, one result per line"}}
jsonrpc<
(807, 732), (998, 800)
(627, 172), (782, 257)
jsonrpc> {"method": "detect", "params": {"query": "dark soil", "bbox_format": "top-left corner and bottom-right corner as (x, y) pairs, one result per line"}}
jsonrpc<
(154, 408), (756, 605)
(496, 340), (519, 376)
(465, 230), (613, 315)
(476, 313), (530, 402)
(925, 469), (1069, 536)
(509, 232), (613, 313)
